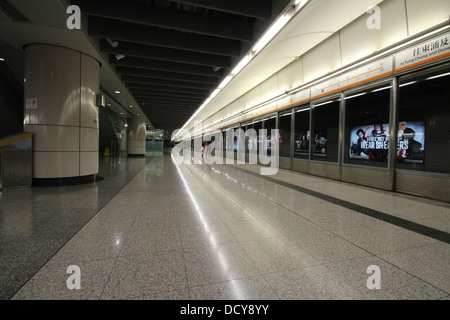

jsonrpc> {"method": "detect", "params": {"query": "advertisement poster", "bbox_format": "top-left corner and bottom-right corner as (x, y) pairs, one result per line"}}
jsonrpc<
(294, 131), (310, 156)
(397, 121), (425, 164)
(313, 130), (328, 157)
(349, 124), (390, 161)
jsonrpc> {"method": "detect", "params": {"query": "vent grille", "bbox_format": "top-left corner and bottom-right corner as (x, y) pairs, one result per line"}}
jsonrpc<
(0, 0), (30, 22)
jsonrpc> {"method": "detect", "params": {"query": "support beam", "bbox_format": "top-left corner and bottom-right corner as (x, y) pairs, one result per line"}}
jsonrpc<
(73, 0), (253, 41)
(168, 0), (272, 20)
(137, 98), (198, 106)
(122, 75), (215, 90)
(133, 93), (204, 103)
(102, 40), (231, 68)
(126, 83), (211, 95)
(130, 89), (206, 99)
(89, 17), (240, 57)
(116, 66), (218, 85)
(134, 96), (203, 104)
(111, 56), (224, 78)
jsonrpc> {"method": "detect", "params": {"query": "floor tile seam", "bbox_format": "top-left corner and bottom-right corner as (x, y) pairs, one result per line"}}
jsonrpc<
(186, 165), (372, 263)
(98, 160), (162, 300)
(316, 256), (433, 299)
(174, 166), (268, 286)
(233, 165), (450, 245)
(232, 164), (450, 209)
(196, 167), (449, 294)
(186, 274), (281, 299)
(6, 159), (151, 300)
(179, 164), (380, 297)
(370, 249), (450, 297)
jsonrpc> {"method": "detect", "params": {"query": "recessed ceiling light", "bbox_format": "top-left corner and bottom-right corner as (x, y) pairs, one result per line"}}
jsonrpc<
(129, 105), (133, 108)
(115, 90), (120, 94)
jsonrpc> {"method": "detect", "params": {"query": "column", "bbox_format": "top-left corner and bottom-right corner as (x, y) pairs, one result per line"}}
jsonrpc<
(23, 44), (100, 183)
(127, 117), (146, 156)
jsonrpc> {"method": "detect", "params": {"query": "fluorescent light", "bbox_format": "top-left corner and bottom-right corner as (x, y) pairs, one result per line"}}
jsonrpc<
(0, 57), (4, 62)
(231, 54), (253, 76)
(426, 72), (450, 81)
(114, 90), (120, 94)
(218, 75), (233, 90)
(175, 3), (300, 140)
(253, 10), (293, 54)
(399, 81), (417, 87)
(344, 92), (367, 100)
(372, 86), (392, 93)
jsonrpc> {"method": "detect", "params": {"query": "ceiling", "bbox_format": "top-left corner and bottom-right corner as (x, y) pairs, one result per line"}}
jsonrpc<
(73, 0), (291, 135)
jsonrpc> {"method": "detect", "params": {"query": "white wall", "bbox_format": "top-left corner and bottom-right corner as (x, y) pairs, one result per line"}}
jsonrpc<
(196, 0), (449, 134)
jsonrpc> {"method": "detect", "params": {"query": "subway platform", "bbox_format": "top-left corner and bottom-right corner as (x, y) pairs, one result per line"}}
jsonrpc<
(1, 150), (449, 301)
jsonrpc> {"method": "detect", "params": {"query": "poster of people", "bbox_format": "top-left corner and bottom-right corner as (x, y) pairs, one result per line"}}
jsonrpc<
(294, 131), (310, 156)
(313, 130), (327, 157)
(397, 121), (425, 164)
(349, 123), (389, 161)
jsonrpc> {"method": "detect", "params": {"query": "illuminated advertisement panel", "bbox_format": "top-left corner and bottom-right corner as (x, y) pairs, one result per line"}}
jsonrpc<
(349, 123), (390, 161)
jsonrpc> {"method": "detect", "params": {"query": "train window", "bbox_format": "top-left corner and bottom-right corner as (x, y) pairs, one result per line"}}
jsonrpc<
(311, 100), (340, 162)
(344, 84), (391, 168)
(293, 107), (310, 159)
(397, 66), (450, 174)
(279, 111), (292, 158)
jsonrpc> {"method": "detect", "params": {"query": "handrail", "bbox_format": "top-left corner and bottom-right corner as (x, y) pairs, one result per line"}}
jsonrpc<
(0, 133), (33, 148)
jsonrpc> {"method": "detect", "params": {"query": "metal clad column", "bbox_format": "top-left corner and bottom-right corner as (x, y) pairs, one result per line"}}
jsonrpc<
(127, 117), (146, 156)
(24, 44), (100, 180)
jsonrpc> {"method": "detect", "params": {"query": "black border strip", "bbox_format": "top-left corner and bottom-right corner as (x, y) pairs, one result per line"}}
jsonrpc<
(236, 167), (450, 244)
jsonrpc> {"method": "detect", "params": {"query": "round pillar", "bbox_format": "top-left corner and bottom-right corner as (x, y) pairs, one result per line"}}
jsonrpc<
(23, 44), (100, 183)
(127, 118), (146, 156)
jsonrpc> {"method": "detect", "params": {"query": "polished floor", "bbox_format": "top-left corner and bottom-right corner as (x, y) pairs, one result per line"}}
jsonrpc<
(2, 150), (450, 300)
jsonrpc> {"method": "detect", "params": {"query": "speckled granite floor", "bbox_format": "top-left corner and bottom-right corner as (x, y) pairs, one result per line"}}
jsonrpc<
(3, 151), (450, 300)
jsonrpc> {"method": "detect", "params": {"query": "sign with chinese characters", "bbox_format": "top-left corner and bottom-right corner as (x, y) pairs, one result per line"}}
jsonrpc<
(310, 56), (393, 99)
(395, 32), (450, 71)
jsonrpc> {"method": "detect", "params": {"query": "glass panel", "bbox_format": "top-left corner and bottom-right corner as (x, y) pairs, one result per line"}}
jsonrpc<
(397, 67), (450, 174)
(293, 108), (310, 159)
(279, 111), (292, 158)
(252, 120), (262, 154)
(263, 116), (276, 156)
(344, 85), (391, 167)
(312, 100), (340, 162)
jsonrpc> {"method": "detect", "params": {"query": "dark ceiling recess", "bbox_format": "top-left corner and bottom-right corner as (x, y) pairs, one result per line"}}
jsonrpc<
(72, 0), (284, 133)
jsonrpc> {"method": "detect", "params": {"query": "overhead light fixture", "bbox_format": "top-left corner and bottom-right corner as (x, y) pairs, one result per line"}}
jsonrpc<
(115, 54), (125, 60)
(0, 57), (4, 62)
(106, 38), (119, 48)
(114, 90), (120, 94)
(212, 66), (221, 72)
(252, 8), (294, 54)
(174, 0), (303, 140)
(129, 105), (133, 108)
